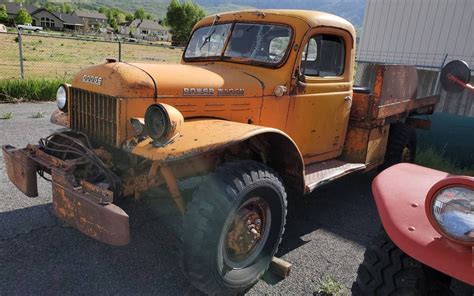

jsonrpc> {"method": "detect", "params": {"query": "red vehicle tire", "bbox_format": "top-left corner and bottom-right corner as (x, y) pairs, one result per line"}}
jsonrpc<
(354, 231), (454, 296)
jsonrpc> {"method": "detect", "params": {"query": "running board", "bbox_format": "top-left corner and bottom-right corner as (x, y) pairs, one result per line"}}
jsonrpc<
(304, 160), (366, 193)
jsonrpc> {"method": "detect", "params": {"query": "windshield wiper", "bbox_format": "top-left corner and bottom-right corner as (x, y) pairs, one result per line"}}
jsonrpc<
(199, 28), (217, 50)
(199, 14), (220, 51)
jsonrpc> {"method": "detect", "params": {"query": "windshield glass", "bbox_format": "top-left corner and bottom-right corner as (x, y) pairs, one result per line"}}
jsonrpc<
(184, 22), (292, 66)
(184, 23), (232, 59)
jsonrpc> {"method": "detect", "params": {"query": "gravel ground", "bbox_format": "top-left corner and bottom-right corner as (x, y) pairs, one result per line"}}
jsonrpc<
(0, 102), (382, 295)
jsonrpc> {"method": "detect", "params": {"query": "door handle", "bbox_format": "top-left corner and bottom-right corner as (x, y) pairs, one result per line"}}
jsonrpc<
(344, 96), (352, 102)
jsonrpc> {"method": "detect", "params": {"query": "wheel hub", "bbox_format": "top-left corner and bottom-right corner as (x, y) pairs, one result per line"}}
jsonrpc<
(225, 198), (268, 262)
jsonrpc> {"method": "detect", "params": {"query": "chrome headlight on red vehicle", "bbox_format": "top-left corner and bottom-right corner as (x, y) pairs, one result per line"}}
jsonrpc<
(426, 177), (474, 245)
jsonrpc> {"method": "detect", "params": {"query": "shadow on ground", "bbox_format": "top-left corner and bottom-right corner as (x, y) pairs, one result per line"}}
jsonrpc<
(1, 171), (381, 295)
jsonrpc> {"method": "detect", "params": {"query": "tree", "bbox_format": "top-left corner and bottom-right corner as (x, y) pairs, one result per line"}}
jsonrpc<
(133, 8), (152, 20)
(125, 13), (134, 21)
(62, 3), (72, 14)
(134, 8), (146, 20)
(0, 4), (8, 24)
(166, 0), (205, 44)
(15, 8), (32, 25)
(99, 7), (108, 14)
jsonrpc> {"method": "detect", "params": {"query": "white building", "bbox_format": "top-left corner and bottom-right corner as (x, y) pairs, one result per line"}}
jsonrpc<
(358, 0), (473, 69)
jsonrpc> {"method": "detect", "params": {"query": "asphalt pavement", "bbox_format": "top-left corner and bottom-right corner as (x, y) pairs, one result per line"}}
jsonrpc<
(0, 102), (382, 295)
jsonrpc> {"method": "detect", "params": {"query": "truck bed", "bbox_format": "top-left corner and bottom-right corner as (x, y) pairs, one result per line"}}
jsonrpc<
(351, 65), (439, 124)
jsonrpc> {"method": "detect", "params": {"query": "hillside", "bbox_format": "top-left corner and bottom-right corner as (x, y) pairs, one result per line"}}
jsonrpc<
(197, 0), (366, 28)
(64, 0), (365, 29)
(23, 0), (365, 30)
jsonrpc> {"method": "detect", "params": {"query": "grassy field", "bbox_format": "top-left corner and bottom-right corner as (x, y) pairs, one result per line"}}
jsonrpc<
(0, 33), (183, 80)
(416, 146), (474, 175)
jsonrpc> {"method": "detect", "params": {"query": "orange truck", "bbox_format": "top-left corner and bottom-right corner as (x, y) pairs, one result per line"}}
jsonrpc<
(3, 10), (439, 295)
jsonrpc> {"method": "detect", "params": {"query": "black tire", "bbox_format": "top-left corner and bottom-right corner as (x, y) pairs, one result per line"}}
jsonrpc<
(380, 123), (417, 171)
(179, 161), (287, 295)
(354, 231), (452, 296)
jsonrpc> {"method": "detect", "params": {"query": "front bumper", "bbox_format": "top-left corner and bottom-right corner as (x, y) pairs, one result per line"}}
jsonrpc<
(2, 144), (130, 246)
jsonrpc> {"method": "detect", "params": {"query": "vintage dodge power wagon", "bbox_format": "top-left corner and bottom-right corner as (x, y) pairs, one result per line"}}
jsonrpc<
(3, 10), (439, 295)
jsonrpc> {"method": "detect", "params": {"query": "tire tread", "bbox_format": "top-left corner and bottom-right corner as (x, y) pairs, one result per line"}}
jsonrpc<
(179, 161), (287, 295)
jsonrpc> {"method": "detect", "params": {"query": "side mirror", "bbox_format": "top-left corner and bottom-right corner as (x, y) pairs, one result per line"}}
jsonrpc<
(440, 60), (472, 93)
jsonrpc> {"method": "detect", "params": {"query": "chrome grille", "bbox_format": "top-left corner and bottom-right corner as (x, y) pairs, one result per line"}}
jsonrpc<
(70, 87), (119, 146)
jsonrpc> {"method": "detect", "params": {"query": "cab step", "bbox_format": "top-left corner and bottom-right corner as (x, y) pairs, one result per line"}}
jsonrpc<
(304, 159), (366, 192)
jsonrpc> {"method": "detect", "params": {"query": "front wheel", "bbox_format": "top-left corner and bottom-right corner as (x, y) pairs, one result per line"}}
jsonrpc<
(179, 161), (287, 295)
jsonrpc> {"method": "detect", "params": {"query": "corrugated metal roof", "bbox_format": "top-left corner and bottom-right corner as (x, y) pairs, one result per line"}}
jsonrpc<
(358, 0), (474, 68)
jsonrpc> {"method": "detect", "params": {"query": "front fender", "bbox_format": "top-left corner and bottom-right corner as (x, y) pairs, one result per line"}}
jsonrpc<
(372, 163), (474, 285)
(131, 118), (302, 163)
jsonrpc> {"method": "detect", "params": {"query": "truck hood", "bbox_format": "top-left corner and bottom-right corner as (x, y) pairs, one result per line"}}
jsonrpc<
(72, 62), (263, 98)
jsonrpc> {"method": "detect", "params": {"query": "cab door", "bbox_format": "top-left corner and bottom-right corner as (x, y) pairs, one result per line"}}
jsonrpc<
(285, 27), (354, 164)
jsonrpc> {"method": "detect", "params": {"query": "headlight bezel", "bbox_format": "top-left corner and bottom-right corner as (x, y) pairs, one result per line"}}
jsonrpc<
(425, 176), (474, 245)
(144, 103), (183, 147)
(56, 84), (70, 112)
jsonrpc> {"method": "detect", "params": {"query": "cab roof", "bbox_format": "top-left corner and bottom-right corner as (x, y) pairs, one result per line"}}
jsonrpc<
(197, 9), (356, 37)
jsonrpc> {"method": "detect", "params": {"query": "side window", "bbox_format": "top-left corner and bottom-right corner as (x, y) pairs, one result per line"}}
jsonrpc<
(301, 34), (345, 77)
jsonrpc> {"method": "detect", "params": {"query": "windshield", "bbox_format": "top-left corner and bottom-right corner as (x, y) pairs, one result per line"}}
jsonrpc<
(184, 22), (292, 66)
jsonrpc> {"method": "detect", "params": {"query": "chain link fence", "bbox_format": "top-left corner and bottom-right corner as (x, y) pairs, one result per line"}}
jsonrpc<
(0, 31), (182, 80)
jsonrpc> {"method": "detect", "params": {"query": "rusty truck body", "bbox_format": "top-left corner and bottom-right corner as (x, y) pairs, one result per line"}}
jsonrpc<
(3, 10), (439, 295)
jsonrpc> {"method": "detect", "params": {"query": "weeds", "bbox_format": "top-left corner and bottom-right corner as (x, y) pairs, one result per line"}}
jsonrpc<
(0, 78), (67, 102)
(416, 146), (474, 175)
(31, 111), (45, 118)
(315, 277), (344, 296)
(1, 112), (13, 120)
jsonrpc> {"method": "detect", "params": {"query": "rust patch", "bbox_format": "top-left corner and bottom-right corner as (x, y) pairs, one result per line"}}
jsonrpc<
(52, 170), (130, 246)
(50, 109), (69, 127)
(2, 145), (38, 197)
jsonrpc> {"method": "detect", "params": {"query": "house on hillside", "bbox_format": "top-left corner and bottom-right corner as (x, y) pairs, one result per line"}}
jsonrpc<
(120, 19), (171, 41)
(2, 2), (84, 32)
(31, 8), (64, 30)
(72, 10), (107, 32)
(2, 2), (38, 22)
(59, 13), (84, 32)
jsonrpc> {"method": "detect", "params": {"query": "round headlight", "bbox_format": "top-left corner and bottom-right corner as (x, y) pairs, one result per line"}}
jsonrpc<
(56, 85), (67, 111)
(427, 179), (474, 244)
(144, 103), (183, 146)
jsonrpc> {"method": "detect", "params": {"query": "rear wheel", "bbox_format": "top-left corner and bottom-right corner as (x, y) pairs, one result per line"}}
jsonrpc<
(354, 231), (453, 296)
(179, 161), (287, 295)
(380, 123), (417, 171)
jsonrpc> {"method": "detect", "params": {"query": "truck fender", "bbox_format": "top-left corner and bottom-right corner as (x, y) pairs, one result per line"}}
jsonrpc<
(372, 164), (474, 285)
(131, 118), (305, 193)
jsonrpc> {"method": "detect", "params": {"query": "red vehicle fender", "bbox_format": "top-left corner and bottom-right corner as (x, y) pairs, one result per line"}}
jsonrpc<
(372, 163), (474, 285)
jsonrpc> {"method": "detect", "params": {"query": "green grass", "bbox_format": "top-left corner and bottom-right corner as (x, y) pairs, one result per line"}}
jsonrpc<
(1, 112), (14, 120)
(31, 111), (46, 118)
(315, 277), (344, 296)
(0, 33), (182, 80)
(416, 146), (474, 175)
(0, 78), (67, 102)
